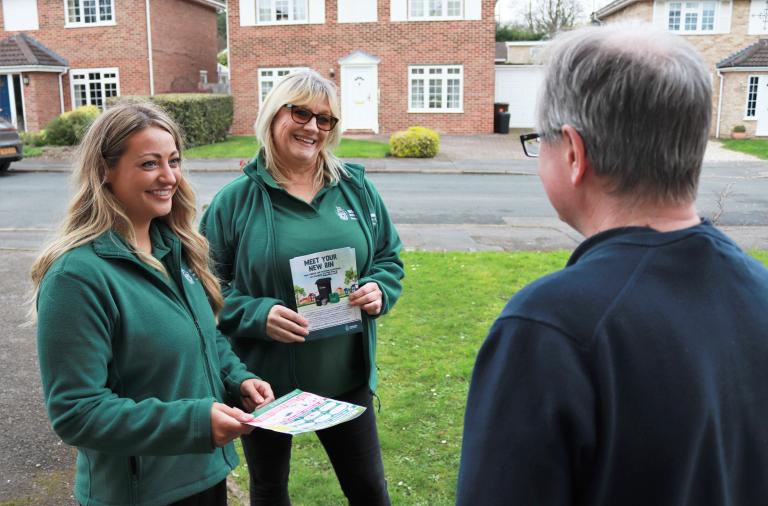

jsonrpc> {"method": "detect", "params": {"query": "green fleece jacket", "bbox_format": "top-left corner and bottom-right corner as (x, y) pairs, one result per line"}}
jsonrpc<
(36, 222), (257, 506)
(200, 154), (404, 396)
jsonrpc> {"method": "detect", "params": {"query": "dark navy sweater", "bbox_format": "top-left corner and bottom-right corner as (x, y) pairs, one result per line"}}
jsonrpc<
(457, 222), (768, 506)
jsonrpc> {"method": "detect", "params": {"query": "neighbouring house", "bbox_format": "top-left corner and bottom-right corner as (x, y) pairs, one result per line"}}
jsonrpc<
(0, 0), (224, 132)
(229, 0), (495, 134)
(494, 40), (545, 128)
(594, 0), (768, 137)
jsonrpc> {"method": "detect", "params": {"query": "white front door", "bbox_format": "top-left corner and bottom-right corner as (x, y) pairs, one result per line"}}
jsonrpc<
(341, 65), (378, 132)
(756, 76), (768, 136)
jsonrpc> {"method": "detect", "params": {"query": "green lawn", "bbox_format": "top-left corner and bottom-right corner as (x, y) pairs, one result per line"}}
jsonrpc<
(720, 139), (768, 160)
(184, 136), (389, 159)
(22, 146), (43, 157)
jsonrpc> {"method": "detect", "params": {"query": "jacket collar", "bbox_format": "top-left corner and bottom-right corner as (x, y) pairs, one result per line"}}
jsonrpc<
(92, 220), (178, 261)
(567, 218), (731, 266)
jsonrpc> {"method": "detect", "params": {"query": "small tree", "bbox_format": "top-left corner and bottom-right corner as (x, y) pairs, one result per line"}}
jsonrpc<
(522, 0), (582, 36)
(344, 268), (357, 286)
(294, 285), (306, 305)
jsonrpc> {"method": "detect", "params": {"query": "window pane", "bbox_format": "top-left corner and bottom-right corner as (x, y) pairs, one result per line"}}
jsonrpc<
(747, 76), (759, 117)
(293, 0), (306, 20)
(411, 79), (424, 109)
(447, 0), (461, 16)
(428, 78), (442, 108)
(411, 0), (425, 17)
(74, 83), (87, 107)
(83, 0), (97, 23)
(68, 0), (81, 22)
(275, 0), (288, 20)
(668, 2), (681, 30)
(259, 0), (272, 21)
(99, 0), (112, 21)
(447, 78), (460, 108)
(701, 1), (715, 30)
(261, 81), (273, 101)
(429, 0), (442, 16)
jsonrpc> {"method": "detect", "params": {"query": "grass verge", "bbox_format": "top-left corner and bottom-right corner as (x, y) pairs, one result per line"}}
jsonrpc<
(719, 139), (768, 160)
(184, 136), (389, 159)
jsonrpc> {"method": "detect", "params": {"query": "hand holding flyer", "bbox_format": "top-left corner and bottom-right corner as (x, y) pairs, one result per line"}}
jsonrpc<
(243, 390), (366, 435)
(289, 247), (363, 340)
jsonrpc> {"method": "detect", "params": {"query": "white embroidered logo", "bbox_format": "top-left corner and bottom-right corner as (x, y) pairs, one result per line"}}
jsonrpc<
(336, 206), (349, 221)
(181, 268), (196, 285)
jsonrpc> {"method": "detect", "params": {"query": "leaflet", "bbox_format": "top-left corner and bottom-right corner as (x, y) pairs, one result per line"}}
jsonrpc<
(244, 389), (366, 435)
(289, 246), (363, 340)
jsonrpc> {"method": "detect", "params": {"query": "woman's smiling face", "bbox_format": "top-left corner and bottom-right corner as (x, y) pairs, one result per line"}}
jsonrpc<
(271, 98), (331, 171)
(105, 126), (181, 230)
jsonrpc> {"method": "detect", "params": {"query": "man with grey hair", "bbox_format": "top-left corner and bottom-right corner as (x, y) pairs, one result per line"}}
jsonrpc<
(457, 24), (768, 505)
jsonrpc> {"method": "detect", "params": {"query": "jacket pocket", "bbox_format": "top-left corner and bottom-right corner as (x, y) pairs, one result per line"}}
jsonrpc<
(129, 456), (141, 503)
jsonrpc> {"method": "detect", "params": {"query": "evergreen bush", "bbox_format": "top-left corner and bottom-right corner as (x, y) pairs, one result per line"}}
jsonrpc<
(389, 126), (440, 158)
(44, 106), (100, 146)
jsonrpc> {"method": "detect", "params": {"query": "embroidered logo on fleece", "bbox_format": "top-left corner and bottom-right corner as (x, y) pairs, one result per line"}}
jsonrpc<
(336, 206), (350, 221)
(181, 267), (197, 285)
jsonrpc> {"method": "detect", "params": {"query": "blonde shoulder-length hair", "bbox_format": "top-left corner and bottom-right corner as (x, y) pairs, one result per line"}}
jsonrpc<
(29, 101), (224, 316)
(254, 70), (347, 187)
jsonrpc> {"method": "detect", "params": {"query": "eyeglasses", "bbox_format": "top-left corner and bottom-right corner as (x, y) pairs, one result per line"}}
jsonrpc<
(520, 132), (541, 158)
(284, 104), (339, 131)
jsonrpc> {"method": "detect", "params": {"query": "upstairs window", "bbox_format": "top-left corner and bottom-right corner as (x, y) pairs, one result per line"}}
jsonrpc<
(259, 67), (309, 104)
(66, 0), (114, 26)
(71, 69), (119, 110)
(667, 1), (716, 32)
(746, 76), (759, 118)
(409, 65), (463, 113)
(410, 0), (463, 19)
(258, 0), (308, 23)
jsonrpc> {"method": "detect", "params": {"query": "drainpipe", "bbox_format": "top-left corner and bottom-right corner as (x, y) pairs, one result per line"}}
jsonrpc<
(58, 69), (67, 113)
(716, 69), (724, 139)
(145, 0), (155, 96)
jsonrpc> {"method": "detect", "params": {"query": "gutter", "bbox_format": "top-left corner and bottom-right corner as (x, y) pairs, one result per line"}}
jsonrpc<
(145, 0), (155, 96)
(716, 69), (724, 139)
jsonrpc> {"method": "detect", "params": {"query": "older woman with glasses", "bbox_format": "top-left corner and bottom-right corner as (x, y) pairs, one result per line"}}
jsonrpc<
(200, 70), (404, 505)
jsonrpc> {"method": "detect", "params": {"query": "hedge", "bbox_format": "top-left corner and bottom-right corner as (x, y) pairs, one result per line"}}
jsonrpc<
(108, 94), (233, 148)
(389, 126), (440, 158)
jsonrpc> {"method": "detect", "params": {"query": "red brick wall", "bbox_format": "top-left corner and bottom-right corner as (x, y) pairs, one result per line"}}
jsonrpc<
(150, 0), (219, 93)
(229, 0), (496, 134)
(23, 72), (61, 131)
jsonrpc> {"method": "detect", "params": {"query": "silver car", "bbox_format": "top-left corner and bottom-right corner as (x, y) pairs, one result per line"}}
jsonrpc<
(0, 117), (23, 172)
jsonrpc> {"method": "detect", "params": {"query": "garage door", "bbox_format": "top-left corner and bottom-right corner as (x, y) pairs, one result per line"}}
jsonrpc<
(495, 65), (544, 128)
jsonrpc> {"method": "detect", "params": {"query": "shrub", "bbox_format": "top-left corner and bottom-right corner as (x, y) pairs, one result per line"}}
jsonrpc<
(732, 124), (747, 133)
(44, 106), (100, 146)
(20, 130), (47, 147)
(389, 126), (440, 158)
(109, 94), (233, 148)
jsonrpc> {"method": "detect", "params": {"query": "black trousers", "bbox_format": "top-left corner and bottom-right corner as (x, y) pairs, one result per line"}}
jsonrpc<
(169, 480), (227, 506)
(240, 384), (391, 506)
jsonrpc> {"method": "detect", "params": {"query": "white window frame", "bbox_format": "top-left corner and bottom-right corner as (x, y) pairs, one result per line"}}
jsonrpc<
(745, 75), (760, 120)
(69, 68), (120, 110)
(64, 0), (116, 27)
(667, 1), (716, 33)
(256, 0), (309, 25)
(258, 67), (309, 105)
(408, 65), (463, 113)
(409, 0), (464, 20)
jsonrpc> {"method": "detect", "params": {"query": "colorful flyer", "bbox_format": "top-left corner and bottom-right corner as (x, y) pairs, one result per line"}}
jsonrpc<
(289, 247), (363, 340)
(244, 389), (366, 435)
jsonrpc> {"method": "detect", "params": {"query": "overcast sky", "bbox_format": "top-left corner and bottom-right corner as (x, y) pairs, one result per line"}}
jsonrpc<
(494, 0), (614, 25)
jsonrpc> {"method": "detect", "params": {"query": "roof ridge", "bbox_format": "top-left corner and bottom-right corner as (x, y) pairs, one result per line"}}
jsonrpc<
(13, 33), (38, 65)
(717, 38), (768, 68)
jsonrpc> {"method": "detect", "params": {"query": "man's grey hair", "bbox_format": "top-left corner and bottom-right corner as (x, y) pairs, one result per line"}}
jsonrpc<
(536, 23), (711, 204)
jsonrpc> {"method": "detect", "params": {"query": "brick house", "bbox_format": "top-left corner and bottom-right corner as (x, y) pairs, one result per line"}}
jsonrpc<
(594, 0), (768, 137)
(229, 0), (496, 134)
(0, 0), (223, 132)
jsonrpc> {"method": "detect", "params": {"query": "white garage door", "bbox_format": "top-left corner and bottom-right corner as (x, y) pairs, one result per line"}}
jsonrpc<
(495, 65), (544, 128)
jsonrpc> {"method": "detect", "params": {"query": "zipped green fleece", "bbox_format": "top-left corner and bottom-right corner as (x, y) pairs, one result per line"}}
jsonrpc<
(200, 153), (404, 396)
(36, 221), (257, 506)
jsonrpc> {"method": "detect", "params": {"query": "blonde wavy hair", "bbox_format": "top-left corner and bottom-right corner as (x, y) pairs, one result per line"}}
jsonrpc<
(30, 101), (224, 316)
(254, 70), (347, 187)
